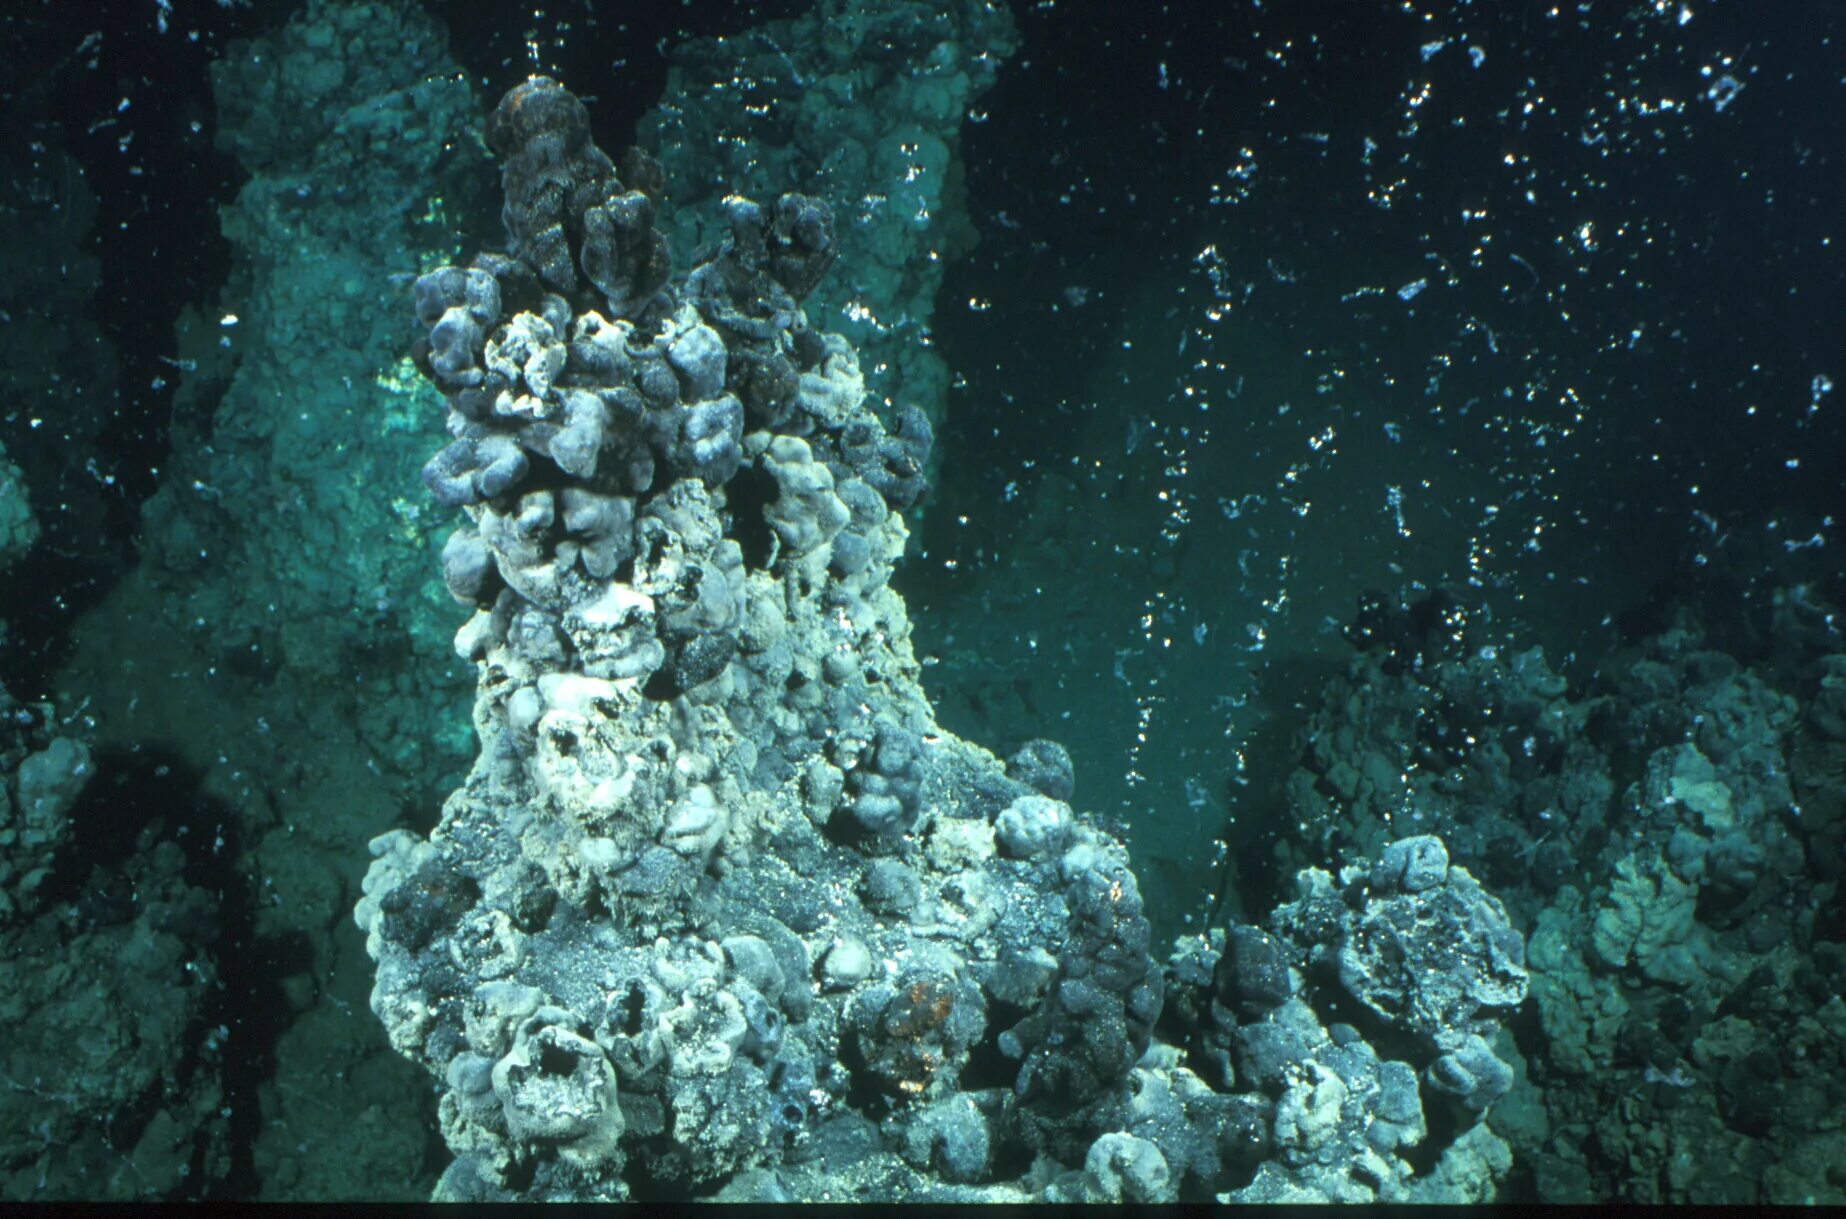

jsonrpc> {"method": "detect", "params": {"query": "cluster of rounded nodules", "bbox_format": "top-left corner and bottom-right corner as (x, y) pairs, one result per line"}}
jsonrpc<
(364, 76), (1174, 1197)
(409, 82), (931, 642)
(366, 78), (1536, 1204)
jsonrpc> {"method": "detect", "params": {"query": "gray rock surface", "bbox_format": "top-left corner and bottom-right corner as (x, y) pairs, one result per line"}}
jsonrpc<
(361, 77), (1163, 1201)
(1166, 839), (1527, 1203)
(1285, 588), (1846, 1202)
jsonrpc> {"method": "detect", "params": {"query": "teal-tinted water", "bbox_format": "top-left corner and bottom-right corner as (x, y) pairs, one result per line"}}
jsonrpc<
(1, 0), (1841, 1203)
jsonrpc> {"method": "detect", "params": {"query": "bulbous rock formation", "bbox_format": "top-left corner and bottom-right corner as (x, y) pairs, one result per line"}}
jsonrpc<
(359, 77), (1160, 1202)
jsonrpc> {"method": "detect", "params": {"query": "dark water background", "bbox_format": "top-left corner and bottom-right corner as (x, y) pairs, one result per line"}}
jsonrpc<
(910, 0), (1846, 936)
(7, 0), (1842, 943)
(3, 0), (1844, 1201)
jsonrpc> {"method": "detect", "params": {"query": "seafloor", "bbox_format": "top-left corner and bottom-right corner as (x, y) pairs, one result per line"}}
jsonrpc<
(1, 0), (1842, 1203)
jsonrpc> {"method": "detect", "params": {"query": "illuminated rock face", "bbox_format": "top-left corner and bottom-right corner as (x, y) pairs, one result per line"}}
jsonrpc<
(362, 72), (1536, 1208)
(359, 77), (1161, 1202)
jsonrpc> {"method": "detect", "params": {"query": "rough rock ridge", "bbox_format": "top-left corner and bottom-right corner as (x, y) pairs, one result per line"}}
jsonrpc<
(359, 77), (1160, 1201)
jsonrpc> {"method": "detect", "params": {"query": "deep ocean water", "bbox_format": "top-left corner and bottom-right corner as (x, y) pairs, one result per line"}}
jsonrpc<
(1, 0), (1842, 1203)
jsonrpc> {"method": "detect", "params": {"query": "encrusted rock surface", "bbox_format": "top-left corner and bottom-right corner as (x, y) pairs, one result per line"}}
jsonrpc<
(362, 77), (1530, 1205)
(361, 77), (1165, 1201)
